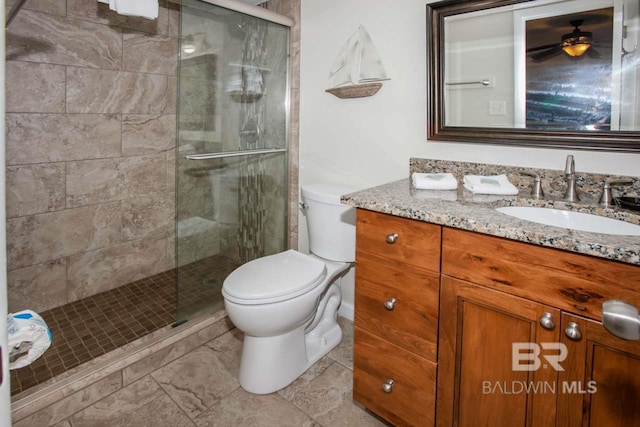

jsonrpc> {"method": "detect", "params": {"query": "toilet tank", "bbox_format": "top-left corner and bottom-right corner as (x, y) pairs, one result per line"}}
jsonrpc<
(301, 183), (356, 262)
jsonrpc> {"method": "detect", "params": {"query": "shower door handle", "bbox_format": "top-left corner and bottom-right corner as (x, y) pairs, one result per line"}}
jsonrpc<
(185, 148), (287, 160)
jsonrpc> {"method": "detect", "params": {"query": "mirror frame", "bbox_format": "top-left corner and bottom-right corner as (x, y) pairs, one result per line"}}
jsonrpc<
(427, 0), (640, 152)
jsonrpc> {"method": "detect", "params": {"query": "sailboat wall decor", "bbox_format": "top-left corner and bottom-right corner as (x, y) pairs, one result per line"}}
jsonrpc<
(325, 25), (390, 99)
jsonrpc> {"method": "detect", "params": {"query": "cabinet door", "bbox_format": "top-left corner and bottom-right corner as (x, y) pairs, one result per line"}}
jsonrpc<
(437, 276), (560, 427)
(558, 314), (640, 427)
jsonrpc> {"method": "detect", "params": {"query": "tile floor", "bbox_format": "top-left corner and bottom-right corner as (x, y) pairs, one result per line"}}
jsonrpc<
(54, 317), (390, 427)
(10, 255), (239, 396)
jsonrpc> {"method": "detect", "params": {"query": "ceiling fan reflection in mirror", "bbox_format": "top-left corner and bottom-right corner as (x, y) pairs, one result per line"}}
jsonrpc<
(527, 19), (608, 61)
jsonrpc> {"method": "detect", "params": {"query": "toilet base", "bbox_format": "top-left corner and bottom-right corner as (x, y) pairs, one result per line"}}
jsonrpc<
(238, 283), (343, 395)
(304, 282), (343, 366)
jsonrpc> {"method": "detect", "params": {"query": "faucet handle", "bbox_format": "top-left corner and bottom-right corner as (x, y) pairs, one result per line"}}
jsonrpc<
(520, 171), (544, 199)
(599, 178), (634, 208)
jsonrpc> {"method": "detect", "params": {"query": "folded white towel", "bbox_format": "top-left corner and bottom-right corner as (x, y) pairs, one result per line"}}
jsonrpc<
(463, 174), (518, 195)
(98, 0), (158, 20)
(412, 173), (458, 190)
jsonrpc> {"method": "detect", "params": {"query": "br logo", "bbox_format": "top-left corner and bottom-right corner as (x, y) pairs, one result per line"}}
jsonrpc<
(512, 343), (567, 371)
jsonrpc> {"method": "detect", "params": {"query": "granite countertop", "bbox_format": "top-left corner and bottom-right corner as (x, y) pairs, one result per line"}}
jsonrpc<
(341, 178), (640, 266)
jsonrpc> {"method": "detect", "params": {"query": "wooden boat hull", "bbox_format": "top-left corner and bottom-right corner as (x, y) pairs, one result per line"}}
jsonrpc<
(325, 82), (383, 99)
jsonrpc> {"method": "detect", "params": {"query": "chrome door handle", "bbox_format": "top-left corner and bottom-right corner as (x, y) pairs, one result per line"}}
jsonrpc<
(382, 379), (394, 393)
(385, 233), (398, 244)
(602, 300), (640, 341)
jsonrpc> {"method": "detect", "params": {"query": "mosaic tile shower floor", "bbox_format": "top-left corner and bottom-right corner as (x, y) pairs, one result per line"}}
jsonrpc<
(10, 255), (239, 396)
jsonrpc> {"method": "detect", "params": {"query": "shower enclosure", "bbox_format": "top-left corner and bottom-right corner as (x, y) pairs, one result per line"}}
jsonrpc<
(175, 0), (291, 323)
(5, 0), (292, 398)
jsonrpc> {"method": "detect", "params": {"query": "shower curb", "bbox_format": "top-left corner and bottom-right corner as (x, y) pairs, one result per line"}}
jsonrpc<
(10, 311), (233, 425)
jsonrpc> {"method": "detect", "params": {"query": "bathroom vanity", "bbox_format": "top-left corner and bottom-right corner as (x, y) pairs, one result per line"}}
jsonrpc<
(343, 164), (640, 427)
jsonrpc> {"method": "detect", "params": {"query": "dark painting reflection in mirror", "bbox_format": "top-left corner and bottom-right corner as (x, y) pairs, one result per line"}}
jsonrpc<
(526, 8), (614, 131)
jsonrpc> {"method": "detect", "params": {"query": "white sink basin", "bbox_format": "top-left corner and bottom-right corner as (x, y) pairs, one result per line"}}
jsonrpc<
(496, 206), (640, 236)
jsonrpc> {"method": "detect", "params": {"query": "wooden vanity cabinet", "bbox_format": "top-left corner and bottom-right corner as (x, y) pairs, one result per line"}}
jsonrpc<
(353, 209), (441, 426)
(353, 210), (640, 426)
(438, 227), (640, 427)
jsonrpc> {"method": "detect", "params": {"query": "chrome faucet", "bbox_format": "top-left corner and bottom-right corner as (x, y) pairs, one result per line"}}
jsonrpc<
(563, 155), (580, 202)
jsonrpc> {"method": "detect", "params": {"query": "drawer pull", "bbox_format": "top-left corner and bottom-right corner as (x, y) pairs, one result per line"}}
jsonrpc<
(385, 233), (398, 244)
(384, 297), (397, 310)
(539, 312), (556, 330)
(382, 379), (394, 393)
(565, 322), (582, 341)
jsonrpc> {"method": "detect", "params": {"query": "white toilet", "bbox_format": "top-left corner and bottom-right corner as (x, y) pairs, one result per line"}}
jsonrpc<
(221, 183), (356, 394)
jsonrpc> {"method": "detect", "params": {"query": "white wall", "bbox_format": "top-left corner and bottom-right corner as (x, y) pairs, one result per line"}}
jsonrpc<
(299, 0), (640, 319)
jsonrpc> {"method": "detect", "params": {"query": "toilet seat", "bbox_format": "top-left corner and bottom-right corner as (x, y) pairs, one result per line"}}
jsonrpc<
(222, 250), (327, 305)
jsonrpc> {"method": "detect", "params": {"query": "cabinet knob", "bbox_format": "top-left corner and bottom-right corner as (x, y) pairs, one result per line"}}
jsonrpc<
(565, 322), (582, 341)
(385, 233), (398, 244)
(384, 297), (397, 310)
(602, 299), (640, 341)
(539, 312), (556, 330)
(382, 379), (394, 393)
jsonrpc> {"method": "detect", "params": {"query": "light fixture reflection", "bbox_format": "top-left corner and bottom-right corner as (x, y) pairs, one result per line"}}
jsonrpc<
(561, 21), (592, 57)
(562, 36), (592, 57)
(182, 43), (196, 54)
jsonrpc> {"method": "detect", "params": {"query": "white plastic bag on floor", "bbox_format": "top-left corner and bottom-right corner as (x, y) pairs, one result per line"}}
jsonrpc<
(7, 309), (52, 370)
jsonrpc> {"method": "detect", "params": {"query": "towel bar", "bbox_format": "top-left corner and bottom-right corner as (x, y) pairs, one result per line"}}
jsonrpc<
(445, 79), (491, 86)
(185, 148), (286, 160)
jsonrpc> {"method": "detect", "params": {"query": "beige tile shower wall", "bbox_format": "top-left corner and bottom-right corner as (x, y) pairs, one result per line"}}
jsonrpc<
(5, 0), (180, 313)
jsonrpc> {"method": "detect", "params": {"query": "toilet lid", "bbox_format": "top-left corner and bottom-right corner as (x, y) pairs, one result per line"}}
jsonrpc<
(222, 250), (327, 304)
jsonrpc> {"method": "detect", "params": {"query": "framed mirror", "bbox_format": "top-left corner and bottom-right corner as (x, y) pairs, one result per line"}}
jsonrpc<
(427, 0), (640, 151)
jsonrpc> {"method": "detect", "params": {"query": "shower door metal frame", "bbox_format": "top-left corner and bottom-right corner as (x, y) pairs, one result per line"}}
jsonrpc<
(170, 0), (294, 27)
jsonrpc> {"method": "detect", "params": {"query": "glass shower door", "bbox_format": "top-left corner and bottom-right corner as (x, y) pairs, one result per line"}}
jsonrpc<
(175, 0), (290, 323)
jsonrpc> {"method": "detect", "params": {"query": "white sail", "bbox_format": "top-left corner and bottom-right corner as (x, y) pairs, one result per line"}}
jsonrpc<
(328, 25), (388, 88)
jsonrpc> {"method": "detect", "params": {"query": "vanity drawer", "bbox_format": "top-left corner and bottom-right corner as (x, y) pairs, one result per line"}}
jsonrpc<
(356, 209), (441, 272)
(354, 327), (436, 427)
(355, 251), (439, 361)
(442, 227), (640, 321)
